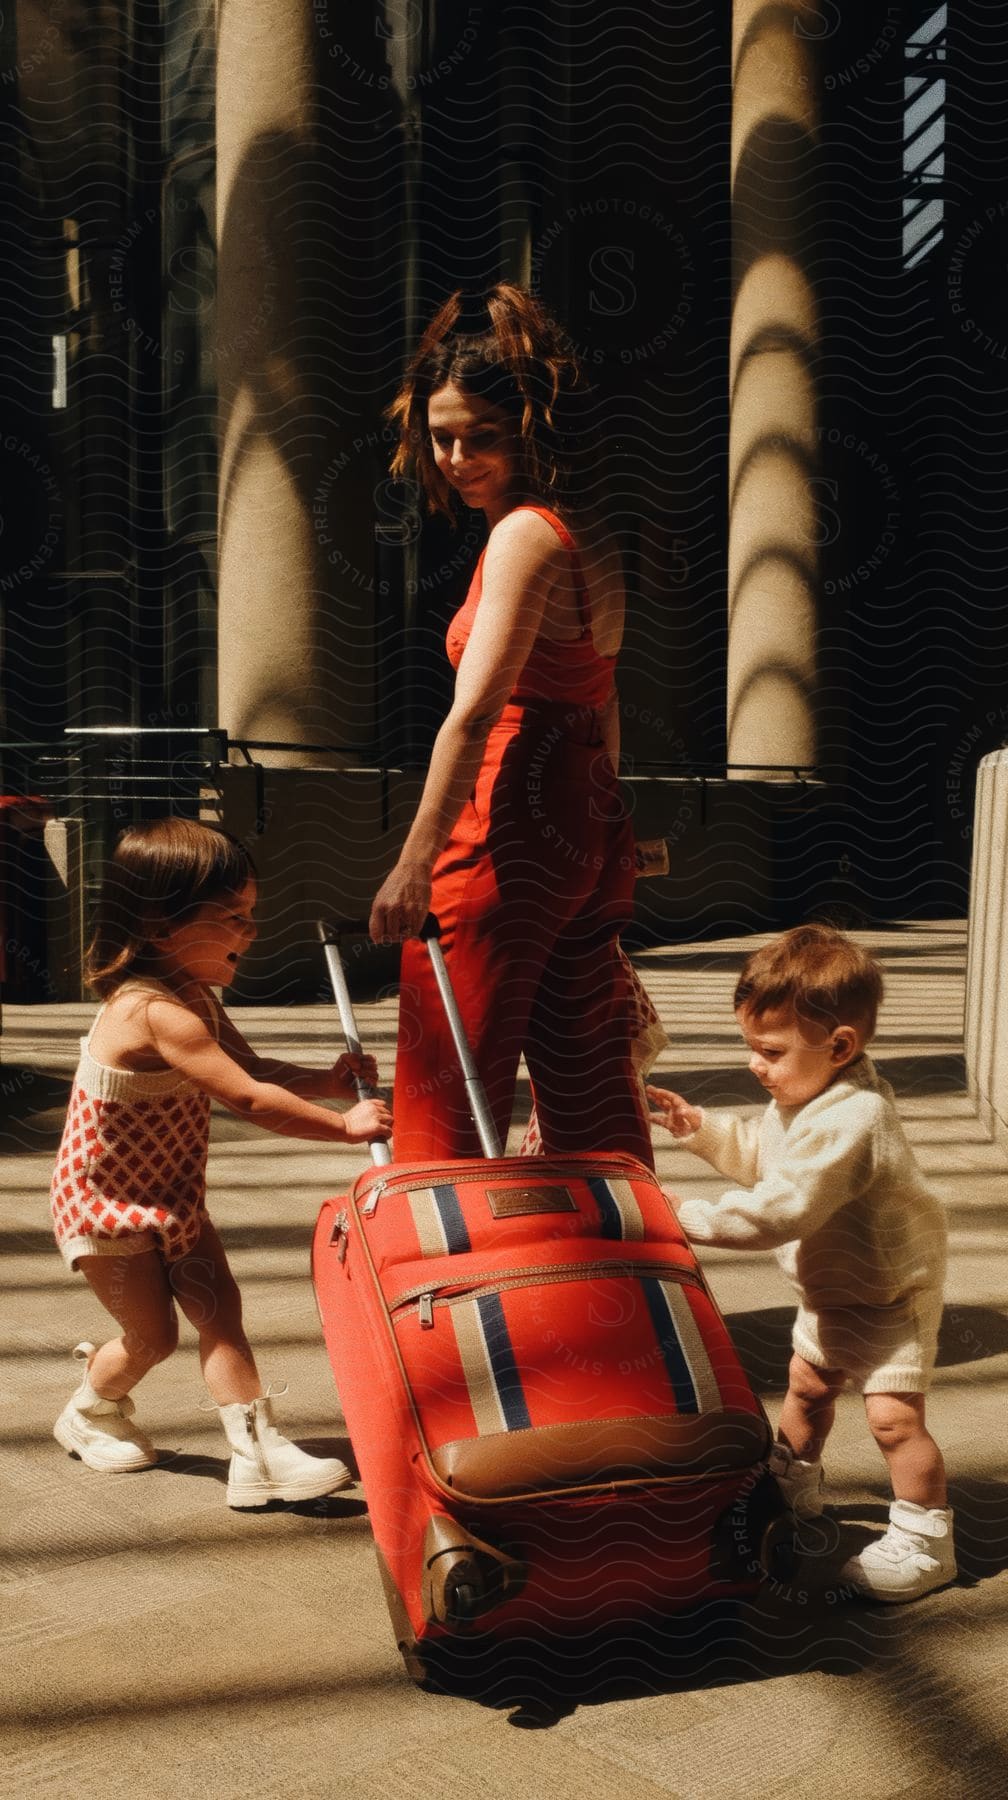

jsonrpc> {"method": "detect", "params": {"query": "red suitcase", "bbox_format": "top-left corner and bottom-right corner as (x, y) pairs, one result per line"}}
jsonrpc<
(311, 920), (790, 1685)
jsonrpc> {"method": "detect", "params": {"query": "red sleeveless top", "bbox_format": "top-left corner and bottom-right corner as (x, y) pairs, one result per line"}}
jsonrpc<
(445, 505), (617, 709)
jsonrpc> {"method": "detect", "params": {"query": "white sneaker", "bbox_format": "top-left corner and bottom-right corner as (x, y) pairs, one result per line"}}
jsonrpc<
(770, 1444), (825, 1519)
(218, 1395), (354, 1507)
(53, 1344), (157, 1473)
(839, 1500), (957, 1603)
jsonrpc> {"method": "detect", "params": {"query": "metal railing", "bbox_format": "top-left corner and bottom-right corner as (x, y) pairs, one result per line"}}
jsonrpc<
(0, 728), (823, 1002)
(0, 729), (821, 839)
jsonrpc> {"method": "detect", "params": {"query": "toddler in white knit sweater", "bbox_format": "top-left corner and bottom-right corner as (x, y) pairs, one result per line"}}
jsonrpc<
(648, 925), (955, 1604)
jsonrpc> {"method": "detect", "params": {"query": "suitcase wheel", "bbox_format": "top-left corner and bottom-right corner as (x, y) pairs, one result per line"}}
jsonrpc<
(422, 1514), (526, 1633)
(711, 1468), (793, 1584)
(444, 1579), (482, 1626)
(760, 1513), (799, 1582)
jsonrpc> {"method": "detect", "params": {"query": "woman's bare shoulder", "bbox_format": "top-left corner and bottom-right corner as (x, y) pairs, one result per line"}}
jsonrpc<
(478, 510), (572, 608)
(486, 506), (570, 557)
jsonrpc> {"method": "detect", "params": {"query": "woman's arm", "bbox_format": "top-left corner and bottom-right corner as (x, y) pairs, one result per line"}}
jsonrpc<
(369, 510), (567, 941)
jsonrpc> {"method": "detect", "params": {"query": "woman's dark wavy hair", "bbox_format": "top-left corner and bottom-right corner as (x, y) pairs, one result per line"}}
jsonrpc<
(388, 284), (592, 518)
(86, 818), (256, 997)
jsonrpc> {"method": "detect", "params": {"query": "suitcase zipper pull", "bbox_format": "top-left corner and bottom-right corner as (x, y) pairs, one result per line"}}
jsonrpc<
(418, 1293), (434, 1330)
(329, 1208), (351, 1262)
(361, 1180), (387, 1218)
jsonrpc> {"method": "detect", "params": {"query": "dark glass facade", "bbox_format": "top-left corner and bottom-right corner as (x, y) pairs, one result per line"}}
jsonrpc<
(2, 1), (1008, 998)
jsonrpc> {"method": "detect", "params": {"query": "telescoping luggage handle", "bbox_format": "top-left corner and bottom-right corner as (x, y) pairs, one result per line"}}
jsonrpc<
(316, 919), (392, 1166)
(417, 914), (503, 1159)
(316, 915), (503, 1164)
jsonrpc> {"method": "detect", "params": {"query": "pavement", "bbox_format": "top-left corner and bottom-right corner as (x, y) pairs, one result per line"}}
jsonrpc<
(1, 921), (1007, 1800)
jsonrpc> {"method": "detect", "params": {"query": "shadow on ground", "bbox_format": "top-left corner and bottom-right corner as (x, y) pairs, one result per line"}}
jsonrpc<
(151, 1437), (368, 1518)
(407, 1471), (1008, 1723)
(727, 1304), (1008, 1394)
(405, 1591), (871, 1713)
(0, 1066), (72, 1154)
(404, 1589), (922, 1722)
(0, 1051), (974, 1161)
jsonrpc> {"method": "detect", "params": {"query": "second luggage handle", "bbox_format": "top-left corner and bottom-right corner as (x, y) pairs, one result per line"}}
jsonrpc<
(417, 915), (503, 1160)
(317, 915), (504, 1166)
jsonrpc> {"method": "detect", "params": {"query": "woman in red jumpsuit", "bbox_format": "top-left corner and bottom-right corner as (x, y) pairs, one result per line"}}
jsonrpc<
(369, 285), (654, 1169)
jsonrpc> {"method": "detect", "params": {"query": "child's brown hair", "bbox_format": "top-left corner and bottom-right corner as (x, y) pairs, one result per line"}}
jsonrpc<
(733, 924), (883, 1040)
(86, 818), (256, 997)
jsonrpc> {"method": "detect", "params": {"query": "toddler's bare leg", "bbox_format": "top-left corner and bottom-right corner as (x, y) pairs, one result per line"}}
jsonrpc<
(168, 1218), (261, 1404)
(78, 1251), (179, 1397)
(776, 1353), (847, 1460)
(864, 1392), (947, 1507)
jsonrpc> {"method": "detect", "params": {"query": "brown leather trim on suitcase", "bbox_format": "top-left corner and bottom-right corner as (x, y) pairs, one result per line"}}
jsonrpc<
(486, 1185), (577, 1218)
(430, 1410), (771, 1497)
(352, 1153), (654, 1212)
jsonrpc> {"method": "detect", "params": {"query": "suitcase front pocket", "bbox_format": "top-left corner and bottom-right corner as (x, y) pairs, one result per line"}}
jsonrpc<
(389, 1262), (767, 1500)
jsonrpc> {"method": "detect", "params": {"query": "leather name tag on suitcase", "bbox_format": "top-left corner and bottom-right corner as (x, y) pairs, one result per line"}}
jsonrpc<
(486, 1185), (577, 1218)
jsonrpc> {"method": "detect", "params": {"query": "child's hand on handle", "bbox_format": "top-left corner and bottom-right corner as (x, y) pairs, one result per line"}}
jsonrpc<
(332, 1051), (380, 1095)
(646, 1085), (703, 1138)
(342, 1097), (393, 1143)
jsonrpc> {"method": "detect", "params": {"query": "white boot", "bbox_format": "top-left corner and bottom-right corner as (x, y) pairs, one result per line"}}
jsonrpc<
(53, 1343), (157, 1473)
(218, 1395), (354, 1507)
(769, 1442), (825, 1518)
(839, 1500), (957, 1603)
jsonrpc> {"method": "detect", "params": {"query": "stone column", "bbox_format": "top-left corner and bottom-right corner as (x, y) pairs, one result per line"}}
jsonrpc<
(728, 2), (820, 775)
(216, 0), (319, 756)
(965, 750), (1008, 1156)
(213, 3), (415, 995)
(216, 0), (381, 760)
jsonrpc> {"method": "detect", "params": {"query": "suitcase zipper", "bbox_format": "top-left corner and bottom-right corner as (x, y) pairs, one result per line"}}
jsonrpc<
(355, 1157), (652, 1218)
(329, 1208), (351, 1261)
(360, 1179), (388, 1218)
(392, 1258), (703, 1327)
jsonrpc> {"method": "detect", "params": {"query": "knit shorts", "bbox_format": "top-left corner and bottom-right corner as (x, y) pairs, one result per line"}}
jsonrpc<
(792, 1290), (944, 1394)
(54, 1191), (209, 1271)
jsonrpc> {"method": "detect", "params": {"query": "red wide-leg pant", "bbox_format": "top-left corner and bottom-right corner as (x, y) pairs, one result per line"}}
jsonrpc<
(392, 702), (655, 1167)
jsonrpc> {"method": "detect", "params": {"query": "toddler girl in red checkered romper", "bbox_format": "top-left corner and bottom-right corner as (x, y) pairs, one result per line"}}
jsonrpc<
(50, 818), (392, 1506)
